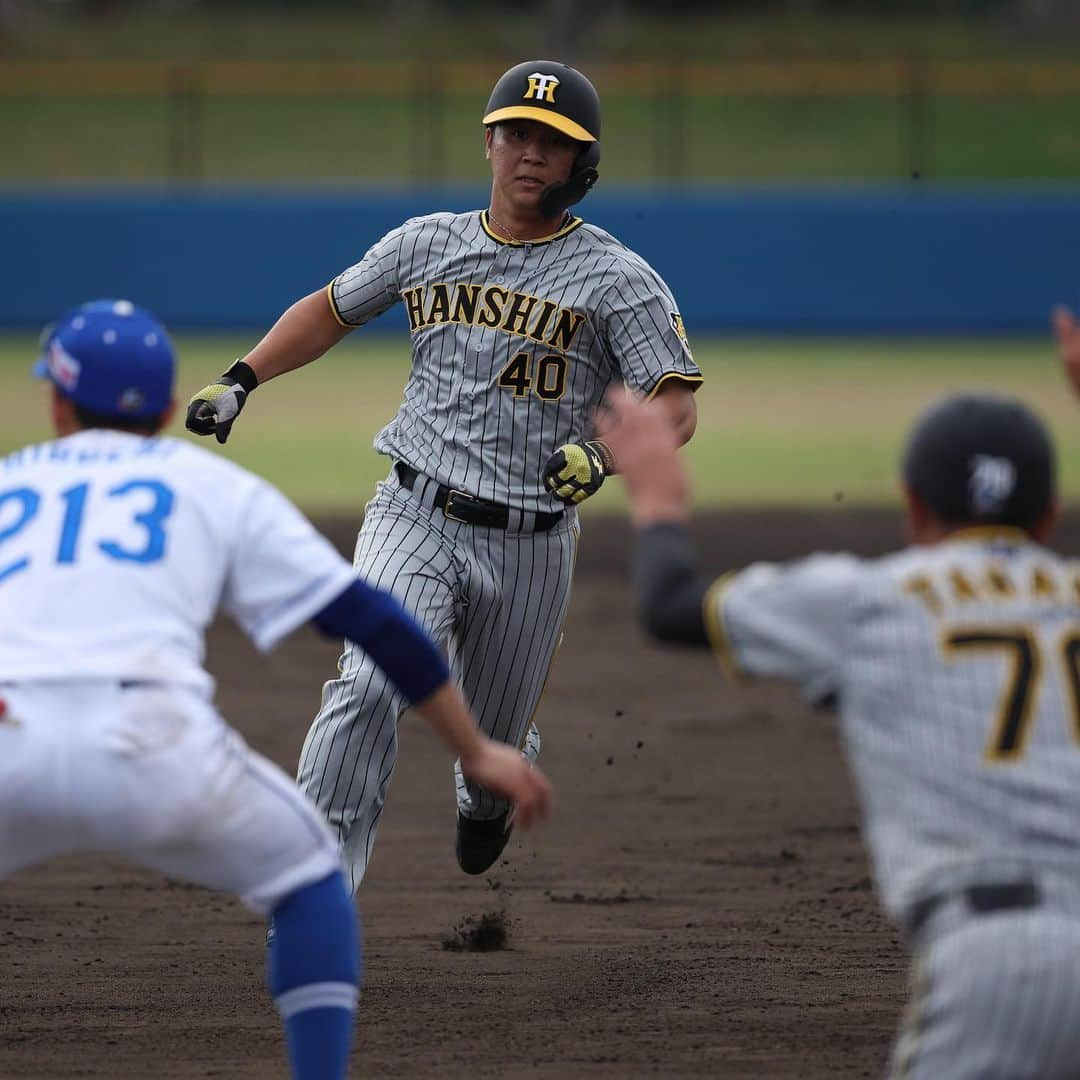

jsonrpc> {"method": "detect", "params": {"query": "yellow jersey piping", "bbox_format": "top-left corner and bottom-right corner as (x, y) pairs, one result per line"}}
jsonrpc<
(480, 210), (583, 247)
(646, 372), (705, 400)
(702, 571), (745, 682)
(326, 281), (350, 328)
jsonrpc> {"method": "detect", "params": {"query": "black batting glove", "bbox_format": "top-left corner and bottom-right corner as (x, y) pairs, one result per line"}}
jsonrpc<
(542, 440), (615, 505)
(185, 360), (259, 445)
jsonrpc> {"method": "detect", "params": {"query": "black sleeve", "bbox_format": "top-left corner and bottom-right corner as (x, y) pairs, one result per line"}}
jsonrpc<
(632, 522), (711, 647)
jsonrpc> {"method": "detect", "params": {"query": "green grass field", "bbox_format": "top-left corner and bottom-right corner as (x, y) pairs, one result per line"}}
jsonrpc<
(4, 333), (1078, 515)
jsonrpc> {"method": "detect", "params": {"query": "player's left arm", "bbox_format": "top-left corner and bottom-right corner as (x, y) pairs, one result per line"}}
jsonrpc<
(542, 380), (697, 505)
(542, 259), (701, 505)
(624, 377), (698, 455)
(595, 255), (702, 464)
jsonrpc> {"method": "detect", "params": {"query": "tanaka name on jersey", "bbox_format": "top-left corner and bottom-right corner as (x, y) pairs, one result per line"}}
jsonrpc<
(904, 559), (1080, 615)
(402, 283), (586, 352)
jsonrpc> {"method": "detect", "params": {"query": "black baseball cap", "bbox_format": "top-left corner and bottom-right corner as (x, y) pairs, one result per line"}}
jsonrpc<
(902, 391), (1055, 530)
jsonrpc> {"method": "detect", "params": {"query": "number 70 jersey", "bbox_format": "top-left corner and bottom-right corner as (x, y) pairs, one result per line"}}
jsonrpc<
(0, 430), (356, 694)
(704, 530), (1080, 925)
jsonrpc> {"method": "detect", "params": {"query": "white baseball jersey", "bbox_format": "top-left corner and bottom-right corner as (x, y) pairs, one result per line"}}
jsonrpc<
(327, 210), (702, 511)
(0, 428), (353, 913)
(704, 528), (1080, 926)
(0, 430), (357, 693)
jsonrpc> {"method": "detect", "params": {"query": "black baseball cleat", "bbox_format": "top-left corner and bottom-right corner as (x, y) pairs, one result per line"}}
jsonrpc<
(456, 811), (513, 875)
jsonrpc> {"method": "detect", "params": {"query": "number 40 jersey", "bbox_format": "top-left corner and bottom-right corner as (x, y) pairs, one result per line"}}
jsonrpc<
(705, 529), (1080, 927)
(0, 430), (356, 694)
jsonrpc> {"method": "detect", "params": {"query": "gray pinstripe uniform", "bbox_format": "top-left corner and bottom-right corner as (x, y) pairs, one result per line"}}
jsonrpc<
(297, 209), (702, 891)
(706, 529), (1080, 1079)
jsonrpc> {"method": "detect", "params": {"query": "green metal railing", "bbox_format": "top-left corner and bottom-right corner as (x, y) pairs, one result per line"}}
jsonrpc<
(3, 59), (1080, 186)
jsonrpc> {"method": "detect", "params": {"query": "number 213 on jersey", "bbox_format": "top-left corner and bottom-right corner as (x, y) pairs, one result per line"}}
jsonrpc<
(0, 479), (175, 583)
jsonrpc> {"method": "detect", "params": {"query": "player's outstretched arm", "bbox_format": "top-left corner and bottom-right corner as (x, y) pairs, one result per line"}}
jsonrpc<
(187, 290), (351, 443)
(1053, 305), (1080, 399)
(241, 289), (352, 384)
(311, 582), (551, 828)
(594, 388), (711, 647)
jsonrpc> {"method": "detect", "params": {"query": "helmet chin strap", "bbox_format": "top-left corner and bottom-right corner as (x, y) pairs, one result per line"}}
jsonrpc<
(539, 142), (600, 219)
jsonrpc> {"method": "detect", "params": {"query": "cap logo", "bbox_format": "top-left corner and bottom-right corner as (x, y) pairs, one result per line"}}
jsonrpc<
(47, 340), (81, 392)
(969, 454), (1016, 515)
(524, 72), (560, 104)
(117, 387), (147, 414)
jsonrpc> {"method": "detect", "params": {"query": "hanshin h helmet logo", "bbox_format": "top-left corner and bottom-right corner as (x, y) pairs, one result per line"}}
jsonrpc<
(524, 73), (560, 103)
(969, 454), (1017, 515)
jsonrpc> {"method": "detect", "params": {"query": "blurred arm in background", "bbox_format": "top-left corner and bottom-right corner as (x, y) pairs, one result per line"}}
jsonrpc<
(1053, 305), (1080, 398)
(594, 387), (710, 647)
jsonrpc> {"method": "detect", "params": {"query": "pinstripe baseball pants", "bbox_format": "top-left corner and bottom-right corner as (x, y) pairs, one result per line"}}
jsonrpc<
(889, 875), (1080, 1078)
(296, 468), (578, 893)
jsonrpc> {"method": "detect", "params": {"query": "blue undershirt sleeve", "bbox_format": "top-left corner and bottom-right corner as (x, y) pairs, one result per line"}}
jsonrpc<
(311, 580), (450, 705)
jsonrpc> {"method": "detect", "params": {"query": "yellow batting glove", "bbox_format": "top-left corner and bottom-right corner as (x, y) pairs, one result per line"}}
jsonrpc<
(541, 440), (614, 505)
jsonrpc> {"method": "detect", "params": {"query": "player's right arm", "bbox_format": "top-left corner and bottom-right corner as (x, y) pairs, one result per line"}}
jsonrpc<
(185, 291), (349, 443)
(243, 289), (352, 383)
(187, 222), (410, 443)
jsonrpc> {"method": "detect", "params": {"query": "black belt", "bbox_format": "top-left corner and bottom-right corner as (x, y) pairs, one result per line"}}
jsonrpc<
(907, 881), (1040, 940)
(395, 463), (563, 532)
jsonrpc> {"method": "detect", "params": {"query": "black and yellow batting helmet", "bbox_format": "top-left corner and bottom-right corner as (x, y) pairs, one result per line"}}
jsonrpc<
(483, 60), (601, 217)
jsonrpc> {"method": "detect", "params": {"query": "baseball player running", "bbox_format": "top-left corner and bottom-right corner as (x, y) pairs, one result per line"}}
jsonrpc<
(185, 59), (702, 889)
(598, 372), (1080, 1078)
(0, 299), (550, 1080)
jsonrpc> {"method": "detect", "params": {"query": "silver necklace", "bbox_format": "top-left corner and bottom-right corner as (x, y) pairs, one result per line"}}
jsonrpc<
(487, 211), (525, 243)
(488, 210), (569, 244)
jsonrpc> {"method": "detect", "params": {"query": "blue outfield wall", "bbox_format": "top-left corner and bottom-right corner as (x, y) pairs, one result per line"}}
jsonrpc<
(2, 187), (1079, 333)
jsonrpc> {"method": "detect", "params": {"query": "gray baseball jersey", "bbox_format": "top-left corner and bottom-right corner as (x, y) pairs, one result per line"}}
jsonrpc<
(328, 210), (702, 512)
(300, 208), (701, 891)
(705, 527), (1080, 1078)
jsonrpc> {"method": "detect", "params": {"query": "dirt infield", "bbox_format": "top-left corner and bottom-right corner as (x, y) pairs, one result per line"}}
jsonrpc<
(11, 505), (1060, 1079)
